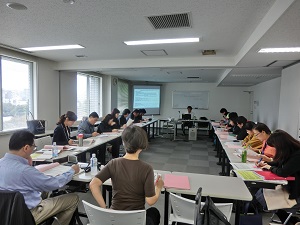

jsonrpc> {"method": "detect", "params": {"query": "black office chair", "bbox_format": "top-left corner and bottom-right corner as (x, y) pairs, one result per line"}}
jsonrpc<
(270, 208), (300, 225)
(0, 190), (36, 225)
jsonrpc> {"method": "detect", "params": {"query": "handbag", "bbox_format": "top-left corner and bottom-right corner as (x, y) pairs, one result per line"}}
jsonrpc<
(195, 188), (231, 225)
(239, 202), (262, 225)
(26, 112), (45, 134)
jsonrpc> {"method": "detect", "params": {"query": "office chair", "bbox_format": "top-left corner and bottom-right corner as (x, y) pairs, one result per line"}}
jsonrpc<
(35, 135), (52, 150)
(169, 192), (233, 225)
(82, 200), (146, 225)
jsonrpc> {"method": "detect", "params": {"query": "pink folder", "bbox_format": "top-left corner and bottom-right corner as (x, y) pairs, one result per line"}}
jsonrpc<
(164, 174), (191, 190)
(255, 171), (295, 181)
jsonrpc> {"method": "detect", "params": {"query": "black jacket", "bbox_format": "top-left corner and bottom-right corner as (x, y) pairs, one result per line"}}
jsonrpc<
(97, 122), (113, 133)
(0, 190), (35, 225)
(269, 151), (300, 199)
(119, 115), (127, 127)
(236, 127), (248, 140)
(52, 124), (71, 145)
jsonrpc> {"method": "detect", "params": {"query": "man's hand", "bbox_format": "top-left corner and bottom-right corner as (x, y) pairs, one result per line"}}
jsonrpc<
(92, 132), (99, 137)
(71, 164), (80, 174)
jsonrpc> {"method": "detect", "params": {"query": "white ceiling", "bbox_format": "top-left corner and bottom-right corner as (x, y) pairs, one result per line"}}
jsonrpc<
(1, 0), (299, 86)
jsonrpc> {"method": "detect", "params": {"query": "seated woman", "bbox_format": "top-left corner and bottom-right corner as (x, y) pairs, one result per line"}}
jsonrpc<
(225, 112), (240, 135)
(241, 121), (263, 151)
(111, 108), (121, 129)
(255, 130), (300, 210)
(89, 126), (164, 225)
(252, 123), (276, 162)
(97, 114), (121, 159)
(52, 111), (77, 145)
(236, 116), (248, 140)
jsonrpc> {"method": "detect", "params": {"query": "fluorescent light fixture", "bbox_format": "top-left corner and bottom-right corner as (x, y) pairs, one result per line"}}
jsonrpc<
(124, 38), (199, 45)
(21, 44), (84, 51)
(258, 47), (300, 53)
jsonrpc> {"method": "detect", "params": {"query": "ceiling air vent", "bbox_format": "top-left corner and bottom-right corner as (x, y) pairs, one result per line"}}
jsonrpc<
(146, 13), (191, 29)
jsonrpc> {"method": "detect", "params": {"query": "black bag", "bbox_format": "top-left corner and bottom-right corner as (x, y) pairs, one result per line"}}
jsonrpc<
(27, 120), (45, 134)
(195, 188), (231, 225)
(239, 202), (262, 225)
(26, 112), (45, 134)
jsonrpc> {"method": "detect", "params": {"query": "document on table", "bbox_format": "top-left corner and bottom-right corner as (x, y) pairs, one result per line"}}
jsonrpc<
(234, 170), (264, 181)
(231, 163), (260, 170)
(164, 174), (190, 190)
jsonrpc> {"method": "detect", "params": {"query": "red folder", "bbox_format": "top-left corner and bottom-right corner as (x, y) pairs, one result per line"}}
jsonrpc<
(164, 174), (191, 190)
(255, 171), (295, 181)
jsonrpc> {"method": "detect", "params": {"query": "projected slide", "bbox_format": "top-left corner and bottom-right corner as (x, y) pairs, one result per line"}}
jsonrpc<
(133, 86), (160, 114)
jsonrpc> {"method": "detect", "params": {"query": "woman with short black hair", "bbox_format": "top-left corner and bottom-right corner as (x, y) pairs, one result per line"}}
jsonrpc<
(90, 126), (163, 225)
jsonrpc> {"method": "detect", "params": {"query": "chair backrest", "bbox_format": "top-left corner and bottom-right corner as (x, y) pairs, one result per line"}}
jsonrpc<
(82, 200), (146, 225)
(169, 192), (233, 224)
(35, 135), (52, 150)
(0, 190), (35, 225)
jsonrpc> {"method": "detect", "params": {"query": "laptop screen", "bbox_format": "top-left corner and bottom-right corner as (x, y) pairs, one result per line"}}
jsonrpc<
(182, 114), (191, 120)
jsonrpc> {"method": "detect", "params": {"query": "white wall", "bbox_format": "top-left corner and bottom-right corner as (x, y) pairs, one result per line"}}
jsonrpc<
(59, 71), (77, 115)
(278, 63), (300, 138)
(159, 83), (251, 121)
(250, 77), (281, 131)
(0, 48), (59, 157)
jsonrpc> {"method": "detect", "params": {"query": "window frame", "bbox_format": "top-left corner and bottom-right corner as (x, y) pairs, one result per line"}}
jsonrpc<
(76, 72), (102, 119)
(0, 55), (34, 133)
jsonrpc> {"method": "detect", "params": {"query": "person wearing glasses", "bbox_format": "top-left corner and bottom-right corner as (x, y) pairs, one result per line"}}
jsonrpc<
(252, 123), (276, 163)
(90, 126), (164, 225)
(0, 130), (80, 225)
(241, 121), (263, 150)
(52, 111), (77, 145)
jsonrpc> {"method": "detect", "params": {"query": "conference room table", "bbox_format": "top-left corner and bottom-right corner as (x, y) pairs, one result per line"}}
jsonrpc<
(32, 119), (159, 164)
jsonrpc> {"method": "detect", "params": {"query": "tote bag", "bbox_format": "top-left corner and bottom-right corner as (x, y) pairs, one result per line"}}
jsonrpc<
(26, 112), (45, 134)
(195, 188), (231, 225)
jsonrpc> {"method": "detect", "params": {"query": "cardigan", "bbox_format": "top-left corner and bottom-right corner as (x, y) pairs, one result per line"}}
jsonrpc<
(269, 151), (300, 199)
(52, 124), (71, 145)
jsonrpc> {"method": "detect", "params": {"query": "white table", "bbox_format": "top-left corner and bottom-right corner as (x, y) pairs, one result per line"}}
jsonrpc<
(165, 172), (253, 225)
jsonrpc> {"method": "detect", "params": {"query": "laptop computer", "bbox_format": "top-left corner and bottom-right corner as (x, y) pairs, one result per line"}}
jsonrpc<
(182, 114), (191, 120)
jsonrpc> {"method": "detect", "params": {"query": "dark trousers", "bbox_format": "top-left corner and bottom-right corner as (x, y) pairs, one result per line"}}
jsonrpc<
(181, 121), (193, 134)
(146, 207), (160, 225)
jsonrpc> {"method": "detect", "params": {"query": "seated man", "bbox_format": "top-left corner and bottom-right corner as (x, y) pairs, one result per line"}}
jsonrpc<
(77, 111), (99, 138)
(181, 106), (194, 135)
(119, 108), (131, 127)
(0, 130), (80, 225)
(77, 112), (100, 161)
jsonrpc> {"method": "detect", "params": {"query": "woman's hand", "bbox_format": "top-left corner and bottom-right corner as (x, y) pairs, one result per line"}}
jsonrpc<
(121, 124), (127, 129)
(111, 122), (116, 126)
(68, 139), (74, 145)
(155, 176), (164, 190)
(261, 164), (271, 170)
(255, 161), (267, 167)
(112, 129), (118, 132)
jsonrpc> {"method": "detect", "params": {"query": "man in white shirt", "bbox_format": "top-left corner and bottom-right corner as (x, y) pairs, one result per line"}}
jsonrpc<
(182, 106), (195, 135)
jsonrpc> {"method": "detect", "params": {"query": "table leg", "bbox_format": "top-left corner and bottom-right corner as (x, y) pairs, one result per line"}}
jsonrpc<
(235, 200), (241, 225)
(164, 191), (169, 225)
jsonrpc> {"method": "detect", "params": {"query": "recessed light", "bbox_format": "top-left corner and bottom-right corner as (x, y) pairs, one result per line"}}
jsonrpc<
(6, 2), (27, 10)
(21, 44), (84, 51)
(258, 47), (300, 53)
(124, 38), (199, 45)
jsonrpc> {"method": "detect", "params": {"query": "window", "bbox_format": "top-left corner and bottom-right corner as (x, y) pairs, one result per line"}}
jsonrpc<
(117, 80), (129, 111)
(0, 56), (34, 131)
(77, 73), (102, 119)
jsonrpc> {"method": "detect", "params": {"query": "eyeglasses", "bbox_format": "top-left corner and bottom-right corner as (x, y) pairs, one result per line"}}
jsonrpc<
(29, 144), (37, 151)
(254, 132), (261, 137)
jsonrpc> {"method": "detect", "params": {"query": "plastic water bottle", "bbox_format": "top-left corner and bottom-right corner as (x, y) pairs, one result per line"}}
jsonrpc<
(151, 115), (154, 120)
(52, 142), (58, 158)
(90, 153), (98, 175)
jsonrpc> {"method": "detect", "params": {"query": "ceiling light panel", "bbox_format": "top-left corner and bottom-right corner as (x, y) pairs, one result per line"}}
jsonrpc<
(124, 38), (199, 45)
(259, 47), (300, 53)
(21, 44), (84, 51)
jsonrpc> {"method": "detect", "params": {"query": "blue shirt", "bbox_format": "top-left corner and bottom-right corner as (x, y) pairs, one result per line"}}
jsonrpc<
(0, 153), (75, 209)
(77, 119), (95, 138)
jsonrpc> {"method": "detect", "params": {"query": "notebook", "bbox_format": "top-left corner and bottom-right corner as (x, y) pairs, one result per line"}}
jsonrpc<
(164, 174), (190, 190)
(255, 171), (295, 181)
